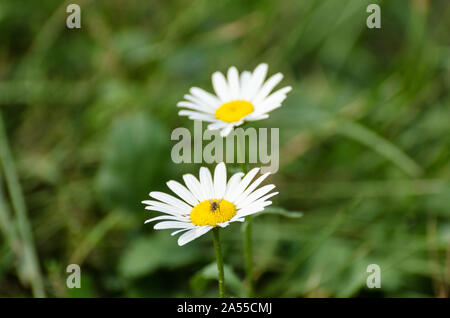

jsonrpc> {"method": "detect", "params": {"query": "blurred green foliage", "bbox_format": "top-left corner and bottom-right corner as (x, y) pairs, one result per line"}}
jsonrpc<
(0, 0), (449, 297)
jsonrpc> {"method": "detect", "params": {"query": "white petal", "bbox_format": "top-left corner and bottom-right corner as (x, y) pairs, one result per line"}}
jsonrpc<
(190, 115), (218, 122)
(143, 200), (185, 216)
(256, 104), (281, 115)
(234, 172), (271, 206)
(141, 199), (159, 205)
(153, 221), (194, 230)
(220, 124), (235, 137)
(183, 174), (206, 201)
(171, 228), (191, 236)
(177, 101), (214, 114)
(213, 162), (227, 199)
(246, 63), (268, 100)
(149, 191), (192, 213)
(234, 193), (277, 219)
(167, 180), (198, 206)
(240, 71), (252, 99)
(144, 205), (183, 217)
(254, 86), (291, 113)
(227, 66), (240, 100)
(245, 114), (269, 121)
(199, 167), (214, 199)
(216, 222), (230, 228)
(184, 94), (216, 111)
(212, 71), (231, 103)
(144, 215), (185, 224)
(236, 184), (276, 209)
(234, 204), (268, 219)
(177, 226), (212, 246)
(251, 73), (283, 105)
(246, 191), (278, 209)
(227, 168), (260, 202)
(207, 121), (228, 130)
(190, 87), (221, 108)
(178, 110), (216, 122)
(223, 172), (244, 201)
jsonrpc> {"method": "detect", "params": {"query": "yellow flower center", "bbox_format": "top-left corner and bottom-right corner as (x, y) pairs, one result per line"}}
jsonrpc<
(190, 199), (237, 226)
(214, 100), (254, 123)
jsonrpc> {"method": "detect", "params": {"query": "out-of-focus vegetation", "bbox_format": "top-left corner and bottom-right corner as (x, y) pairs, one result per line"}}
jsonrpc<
(0, 0), (449, 297)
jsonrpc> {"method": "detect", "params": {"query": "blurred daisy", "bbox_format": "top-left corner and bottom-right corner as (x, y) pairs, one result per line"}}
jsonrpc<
(177, 63), (291, 137)
(142, 162), (277, 246)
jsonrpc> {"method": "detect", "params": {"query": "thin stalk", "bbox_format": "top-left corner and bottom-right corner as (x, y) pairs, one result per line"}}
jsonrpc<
(212, 227), (225, 298)
(244, 216), (254, 297)
(0, 112), (45, 297)
(236, 132), (254, 297)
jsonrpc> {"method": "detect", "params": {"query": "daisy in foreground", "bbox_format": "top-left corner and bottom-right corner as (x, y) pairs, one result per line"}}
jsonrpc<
(142, 162), (277, 246)
(177, 63), (291, 137)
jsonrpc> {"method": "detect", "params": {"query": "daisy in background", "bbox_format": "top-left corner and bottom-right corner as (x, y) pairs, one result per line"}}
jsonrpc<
(142, 162), (277, 246)
(177, 63), (291, 137)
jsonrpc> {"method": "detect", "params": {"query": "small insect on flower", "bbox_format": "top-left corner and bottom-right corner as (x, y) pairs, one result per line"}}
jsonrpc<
(177, 63), (292, 137)
(142, 162), (278, 246)
(209, 199), (221, 213)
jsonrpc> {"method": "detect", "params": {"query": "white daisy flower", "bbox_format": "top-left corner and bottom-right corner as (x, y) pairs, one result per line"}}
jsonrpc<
(142, 162), (278, 246)
(177, 63), (292, 137)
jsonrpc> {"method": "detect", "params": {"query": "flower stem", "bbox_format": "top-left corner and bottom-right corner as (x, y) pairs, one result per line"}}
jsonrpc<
(212, 227), (225, 298)
(244, 216), (254, 297)
(236, 133), (254, 297)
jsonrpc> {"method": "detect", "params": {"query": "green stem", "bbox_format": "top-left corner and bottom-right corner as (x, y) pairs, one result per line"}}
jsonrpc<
(244, 216), (254, 297)
(212, 227), (225, 298)
(236, 134), (254, 297)
(0, 112), (45, 297)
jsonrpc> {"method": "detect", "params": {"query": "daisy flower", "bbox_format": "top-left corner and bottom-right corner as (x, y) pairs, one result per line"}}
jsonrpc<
(142, 162), (278, 246)
(177, 63), (292, 137)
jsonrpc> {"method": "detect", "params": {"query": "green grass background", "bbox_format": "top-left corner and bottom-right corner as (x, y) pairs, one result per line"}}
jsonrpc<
(0, 0), (449, 297)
